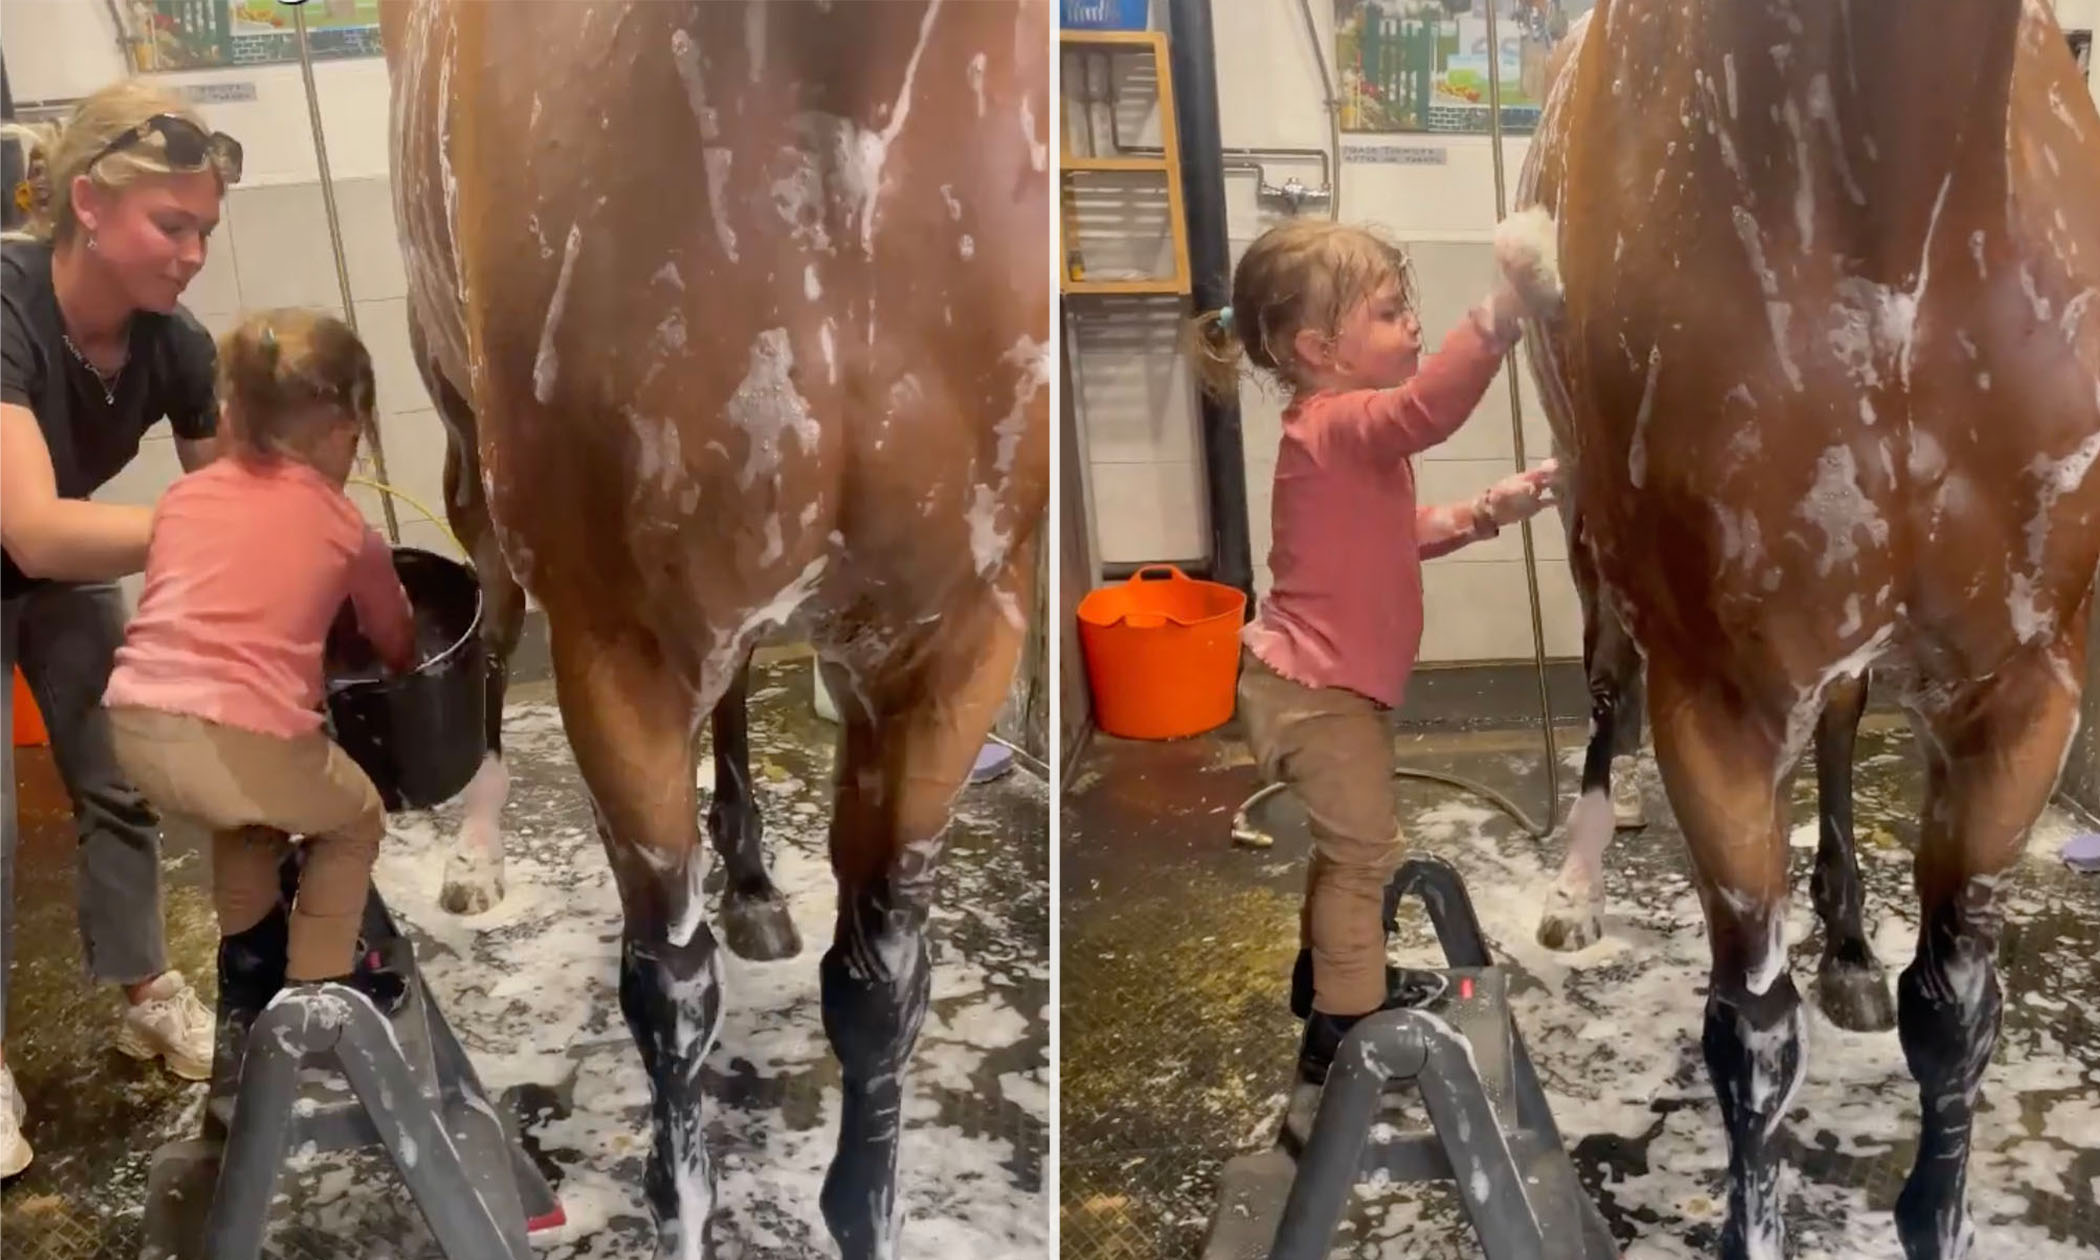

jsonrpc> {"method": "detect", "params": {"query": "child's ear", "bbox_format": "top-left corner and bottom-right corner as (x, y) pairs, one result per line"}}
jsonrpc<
(1292, 327), (1331, 374)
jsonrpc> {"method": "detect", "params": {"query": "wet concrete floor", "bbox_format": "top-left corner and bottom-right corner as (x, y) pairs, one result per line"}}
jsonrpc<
(1061, 717), (2100, 1259)
(1, 655), (1048, 1259)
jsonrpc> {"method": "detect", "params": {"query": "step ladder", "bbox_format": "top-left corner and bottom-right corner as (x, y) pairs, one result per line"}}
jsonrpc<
(1203, 857), (1618, 1260)
(140, 875), (561, 1260)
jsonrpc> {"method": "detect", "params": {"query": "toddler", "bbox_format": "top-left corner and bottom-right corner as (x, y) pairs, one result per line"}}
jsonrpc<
(104, 308), (416, 1014)
(1196, 213), (1563, 1083)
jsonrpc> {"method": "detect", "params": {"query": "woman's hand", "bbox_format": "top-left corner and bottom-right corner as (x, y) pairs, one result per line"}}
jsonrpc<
(0, 404), (154, 581)
(1475, 459), (1562, 528)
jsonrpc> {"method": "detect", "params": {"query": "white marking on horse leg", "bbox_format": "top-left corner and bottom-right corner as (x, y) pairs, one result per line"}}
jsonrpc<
(441, 753), (509, 914)
(1558, 789), (1612, 903)
(532, 226), (584, 405)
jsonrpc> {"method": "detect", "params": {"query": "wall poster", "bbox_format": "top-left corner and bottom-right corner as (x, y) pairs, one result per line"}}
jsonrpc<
(1334, 0), (1597, 137)
(125, 0), (384, 74)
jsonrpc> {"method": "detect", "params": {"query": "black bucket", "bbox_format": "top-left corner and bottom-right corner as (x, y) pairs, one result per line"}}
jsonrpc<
(322, 547), (487, 813)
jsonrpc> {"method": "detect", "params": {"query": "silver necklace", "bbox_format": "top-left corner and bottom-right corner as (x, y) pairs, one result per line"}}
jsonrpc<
(61, 332), (125, 405)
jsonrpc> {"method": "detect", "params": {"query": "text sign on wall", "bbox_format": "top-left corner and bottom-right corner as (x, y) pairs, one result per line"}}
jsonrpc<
(177, 82), (259, 105)
(1341, 144), (1451, 166)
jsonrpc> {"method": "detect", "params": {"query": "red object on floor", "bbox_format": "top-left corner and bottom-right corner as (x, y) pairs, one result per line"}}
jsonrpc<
(11, 666), (45, 747)
(526, 1205), (568, 1233)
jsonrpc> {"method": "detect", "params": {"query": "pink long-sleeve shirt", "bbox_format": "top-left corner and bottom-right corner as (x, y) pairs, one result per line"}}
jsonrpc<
(105, 456), (416, 739)
(1243, 313), (1516, 709)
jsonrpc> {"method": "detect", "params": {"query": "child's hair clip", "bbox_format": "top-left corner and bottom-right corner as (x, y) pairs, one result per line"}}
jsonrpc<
(1218, 305), (1235, 333)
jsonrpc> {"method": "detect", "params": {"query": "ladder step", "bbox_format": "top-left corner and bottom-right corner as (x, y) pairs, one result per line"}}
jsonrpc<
(207, 963), (443, 1156)
(1062, 156), (1171, 174)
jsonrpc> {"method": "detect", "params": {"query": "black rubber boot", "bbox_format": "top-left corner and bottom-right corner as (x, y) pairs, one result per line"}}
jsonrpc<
(344, 936), (410, 1016)
(1296, 968), (1450, 1085)
(213, 905), (291, 1098)
(1289, 948), (1443, 1021)
(218, 905), (290, 1016)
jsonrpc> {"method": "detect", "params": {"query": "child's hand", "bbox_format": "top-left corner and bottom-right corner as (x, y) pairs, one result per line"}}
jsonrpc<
(1476, 460), (1561, 527)
(1489, 207), (1564, 325)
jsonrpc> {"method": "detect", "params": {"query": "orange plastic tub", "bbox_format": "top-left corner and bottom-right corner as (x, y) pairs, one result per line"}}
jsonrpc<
(1077, 565), (1248, 740)
(12, 666), (46, 748)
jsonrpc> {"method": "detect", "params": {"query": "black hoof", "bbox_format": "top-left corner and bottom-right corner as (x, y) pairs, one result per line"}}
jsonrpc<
(1817, 954), (1897, 1033)
(721, 889), (801, 962)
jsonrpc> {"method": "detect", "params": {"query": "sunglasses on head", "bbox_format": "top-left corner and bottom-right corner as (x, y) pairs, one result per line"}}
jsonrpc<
(86, 114), (243, 184)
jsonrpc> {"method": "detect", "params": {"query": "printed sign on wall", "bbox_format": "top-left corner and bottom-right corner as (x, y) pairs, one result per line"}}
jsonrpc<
(125, 0), (383, 74)
(1335, 0), (1597, 137)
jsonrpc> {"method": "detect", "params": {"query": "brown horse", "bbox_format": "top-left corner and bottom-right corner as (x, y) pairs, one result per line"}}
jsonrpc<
(380, 3), (1051, 1256)
(1520, 2), (2100, 1257)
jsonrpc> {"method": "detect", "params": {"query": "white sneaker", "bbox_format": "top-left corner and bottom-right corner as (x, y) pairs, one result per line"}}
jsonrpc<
(0, 1063), (30, 1178)
(115, 970), (215, 1082)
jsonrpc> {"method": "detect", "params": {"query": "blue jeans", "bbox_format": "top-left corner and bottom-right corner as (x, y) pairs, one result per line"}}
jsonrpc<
(2, 583), (169, 1044)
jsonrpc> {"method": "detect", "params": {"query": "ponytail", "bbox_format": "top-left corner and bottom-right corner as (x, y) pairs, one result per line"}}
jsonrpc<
(1188, 305), (1245, 402)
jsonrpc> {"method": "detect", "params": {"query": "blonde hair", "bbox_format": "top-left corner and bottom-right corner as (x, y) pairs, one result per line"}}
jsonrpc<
(1190, 220), (1416, 400)
(2, 80), (226, 244)
(217, 309), (377, 463)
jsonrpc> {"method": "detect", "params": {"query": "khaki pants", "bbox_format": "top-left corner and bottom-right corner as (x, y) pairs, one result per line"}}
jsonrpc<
(1237, 648), (1403, 1016)
(107, 706), (385, 981)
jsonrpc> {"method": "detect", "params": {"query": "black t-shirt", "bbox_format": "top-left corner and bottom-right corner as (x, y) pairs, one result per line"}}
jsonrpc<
(0, 237), (218, 597)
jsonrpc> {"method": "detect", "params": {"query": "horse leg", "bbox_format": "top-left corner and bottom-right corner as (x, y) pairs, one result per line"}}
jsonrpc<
(1894, 648), (2082, 1259)
(552, 621), (720, 1260)
(705, 656), (801, 961)
(1538, 521), (1639, 951)
(816, 579), (1029, 1260)
(414, 315), (523, 916)
(1810, 671), (1895, 1032)
(1648, 655), (1806, 1260)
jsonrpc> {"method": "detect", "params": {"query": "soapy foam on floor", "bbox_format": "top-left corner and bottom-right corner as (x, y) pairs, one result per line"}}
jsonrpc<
(236, 673), (1045, 1258)
(1317, 752), (2100, 1257)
